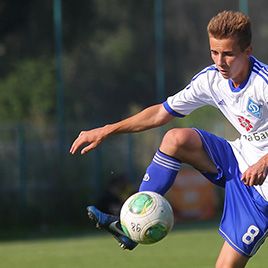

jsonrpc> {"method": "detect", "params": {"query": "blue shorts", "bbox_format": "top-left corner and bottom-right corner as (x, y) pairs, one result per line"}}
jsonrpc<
(195, 128), (268, 257)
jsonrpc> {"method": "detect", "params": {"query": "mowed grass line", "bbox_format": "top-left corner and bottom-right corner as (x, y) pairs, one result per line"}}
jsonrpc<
(0, 226), (267, 268)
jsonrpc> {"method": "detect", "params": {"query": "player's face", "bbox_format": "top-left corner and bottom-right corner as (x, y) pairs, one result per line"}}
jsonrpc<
(209, 35), (252, 87)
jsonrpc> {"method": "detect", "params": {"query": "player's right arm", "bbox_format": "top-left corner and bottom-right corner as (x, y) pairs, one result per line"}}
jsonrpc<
(70, 103), (174, 155)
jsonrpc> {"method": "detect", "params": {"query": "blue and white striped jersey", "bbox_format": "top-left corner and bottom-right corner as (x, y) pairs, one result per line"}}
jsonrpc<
(164, 56), (268, 199)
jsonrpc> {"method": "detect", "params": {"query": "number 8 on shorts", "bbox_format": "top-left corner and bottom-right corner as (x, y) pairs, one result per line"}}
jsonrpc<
(242, 225), (260, 245)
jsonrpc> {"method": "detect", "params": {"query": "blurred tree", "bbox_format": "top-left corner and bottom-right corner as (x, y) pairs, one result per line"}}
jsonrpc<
(0, 0), (267, 228)
(0, 0), (267, 126)
(0, 58), (55, 124)
(64, 0), (156, 123)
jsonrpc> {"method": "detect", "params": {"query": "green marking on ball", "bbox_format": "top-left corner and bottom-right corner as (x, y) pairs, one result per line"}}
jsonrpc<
(128, 193), (154, 215)
(121, 223), (131, 238)
(142, 223), (168, 244)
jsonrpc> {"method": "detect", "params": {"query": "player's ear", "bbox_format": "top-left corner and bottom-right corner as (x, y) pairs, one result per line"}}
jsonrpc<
(245, 45), (253, 56)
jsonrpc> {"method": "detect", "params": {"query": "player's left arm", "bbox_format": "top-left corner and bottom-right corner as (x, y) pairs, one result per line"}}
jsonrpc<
(241, 153), (268, 186)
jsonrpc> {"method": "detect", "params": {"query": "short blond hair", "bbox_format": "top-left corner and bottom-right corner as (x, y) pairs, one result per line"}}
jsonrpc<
(207, 10), (251, 51)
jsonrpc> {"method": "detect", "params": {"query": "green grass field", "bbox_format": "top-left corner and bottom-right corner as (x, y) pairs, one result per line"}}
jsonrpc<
(0, 223), (267, 268)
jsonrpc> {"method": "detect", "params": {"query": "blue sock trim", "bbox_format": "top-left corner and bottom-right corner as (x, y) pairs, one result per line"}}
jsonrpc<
(153, 149), (181, 171)
(139, 149), (181, 195)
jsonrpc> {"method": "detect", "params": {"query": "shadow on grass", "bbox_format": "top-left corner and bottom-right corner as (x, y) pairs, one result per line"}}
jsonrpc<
(0, 218), (220, 243)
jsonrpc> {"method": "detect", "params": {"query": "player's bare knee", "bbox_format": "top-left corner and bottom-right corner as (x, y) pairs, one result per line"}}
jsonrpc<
(161, 128), (199, 151)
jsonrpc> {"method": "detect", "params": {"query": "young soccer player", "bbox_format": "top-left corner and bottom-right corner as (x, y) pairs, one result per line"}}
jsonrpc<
(70, 10), (268, 268)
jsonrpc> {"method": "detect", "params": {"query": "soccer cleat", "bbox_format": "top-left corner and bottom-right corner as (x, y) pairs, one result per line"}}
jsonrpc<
(87, 206), (138, 250)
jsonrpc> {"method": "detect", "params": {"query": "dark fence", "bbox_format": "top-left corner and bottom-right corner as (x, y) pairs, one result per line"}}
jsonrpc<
(1, 0), (268, 230)
(0, 123), (162, 228)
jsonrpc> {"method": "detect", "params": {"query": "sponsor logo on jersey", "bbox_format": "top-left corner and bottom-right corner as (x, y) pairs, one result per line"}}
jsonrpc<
(143, 173), (150, 181)
(238, 116), (253, 132)
(247, 98), (262, 118)
(242, 130), (268, 142)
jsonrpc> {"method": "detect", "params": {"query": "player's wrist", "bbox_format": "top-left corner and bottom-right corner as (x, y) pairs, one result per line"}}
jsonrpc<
(103, 123), (118, 137)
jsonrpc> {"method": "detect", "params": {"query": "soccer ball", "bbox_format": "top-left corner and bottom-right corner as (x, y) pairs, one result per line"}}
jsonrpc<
(120, 191), (174, 244)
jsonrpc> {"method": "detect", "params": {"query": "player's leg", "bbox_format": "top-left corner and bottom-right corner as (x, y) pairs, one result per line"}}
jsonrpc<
(87, 127), (219, 250)
(194, 129), (268, 266)
(160, 128), (218, 173)
(216, 241), (249, 268)
(87, 206), (138, 250)
(139, 128), (218, 193)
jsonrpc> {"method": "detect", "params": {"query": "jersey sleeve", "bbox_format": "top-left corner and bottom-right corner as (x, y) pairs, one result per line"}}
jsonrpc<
(164, 67), (217, 117)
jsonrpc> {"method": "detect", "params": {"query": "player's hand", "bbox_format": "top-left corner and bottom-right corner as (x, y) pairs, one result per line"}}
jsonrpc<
(241, 158), (268, 186)
(69, 127), (107, 155)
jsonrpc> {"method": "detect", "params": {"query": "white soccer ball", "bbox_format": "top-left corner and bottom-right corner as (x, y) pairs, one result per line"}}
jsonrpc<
(120, 191), (174, 244)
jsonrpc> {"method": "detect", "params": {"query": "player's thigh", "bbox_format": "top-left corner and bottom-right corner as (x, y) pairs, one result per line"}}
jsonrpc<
(216, 241), (249, 268)
(160, 128), (217, 173)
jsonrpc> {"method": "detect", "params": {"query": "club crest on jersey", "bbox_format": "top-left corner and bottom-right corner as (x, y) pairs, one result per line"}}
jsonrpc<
(238, 116), (253, 132)
(247, 98), (262, 118)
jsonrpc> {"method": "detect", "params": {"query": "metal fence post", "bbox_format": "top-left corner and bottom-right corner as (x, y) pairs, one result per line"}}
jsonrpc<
(239, 0), (248, 14)
(17, 124), (27, 212)
(154, 0), (165, 103)
(53, 0), (65, 154)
